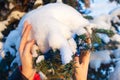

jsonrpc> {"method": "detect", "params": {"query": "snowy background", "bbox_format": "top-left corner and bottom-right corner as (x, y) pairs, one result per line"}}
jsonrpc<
(89, 0), (120, 16)
(0, 0), (120, 80)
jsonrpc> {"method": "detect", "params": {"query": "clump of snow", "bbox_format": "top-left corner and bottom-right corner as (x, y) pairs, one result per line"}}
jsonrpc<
(111, 48), (120, 58)
(7, 11), (25, 21)
(0, 42), (5, 60)
(0, 11), (25, 39)
(36, 55), (45, 63)
(5, 3), (91, 64)
(111, 15), (120, 24)
(68, 38), (77, 54)
(89, 0), (120, 17)
(109, 7), (120, 17)
(111, 34), (120, 42)
(109, 65), (115, 73)
(3, 30), (20, 56)
(0, 50), (5, 59)
(96, 33), (110, 44)
(0, 21), (8, 38)
(9, 2), (15, 10)
(90, 14), (112, 30)
(109, 61), (120, 80)
(39, 71), (48, 80)
(56, 0), (62, 3)
(32, 44), (39, 57)
(34, 0), (43, 5)
(0, 42), (3, 50)
(90, 50), (112, 71)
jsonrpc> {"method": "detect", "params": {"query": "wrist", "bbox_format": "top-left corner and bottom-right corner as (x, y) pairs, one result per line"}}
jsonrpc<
(21, 69), (36, 80)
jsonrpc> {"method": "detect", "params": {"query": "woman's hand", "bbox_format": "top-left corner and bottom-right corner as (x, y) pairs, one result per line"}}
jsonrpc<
(74, 34), (91, 80)
(19, 21), (35, 80)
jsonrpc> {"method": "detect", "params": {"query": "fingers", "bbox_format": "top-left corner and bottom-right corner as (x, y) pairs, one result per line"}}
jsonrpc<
(85, 32), (91, 42)
(85, 30), (90, 37)
(19, 22), (32, 55)
(22, 21), (29, 34)
(23, 40), (35, 56)
(87, 38), (91, 44)
(74, 55), (80, 67)
(81, 33), (91, 67)
(81, 50), (90, 68)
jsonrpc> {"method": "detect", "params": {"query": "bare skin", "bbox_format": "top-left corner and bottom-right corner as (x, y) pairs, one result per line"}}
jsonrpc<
(84, 0), (90, 8)
(74, 34), (91, 80)
(19, 21), (91, 80)
(19, 21), (35, 80)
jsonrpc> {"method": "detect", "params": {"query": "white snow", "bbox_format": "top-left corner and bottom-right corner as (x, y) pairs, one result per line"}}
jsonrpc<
(32, 44), (39, 57)
(96, 33), (110, 44)
(90, 50), (112, 71)
(36, 55), (44, 63)
(56, 0), (62, 3)
(111, 34), (120, 42)
(39, 71), (48, 80)
(0, 11), (25, 39)
(0, 42), (5, 60)
(0, 42), (3, 50)
(90, 14), (112, 30)
(5, 2), (91, 64)
(109, 61), (120, 80)
(112, 48), (120, 58)
(9, 2), (15, 10)
(34, 0), (43, 5)
(89, 0), (120, 17)
(68, 38), (77, 54)
(4, 30), (20, 56)
(7, 11), (25, 20)
(109, 7), (120, 17)
(0, 21), (7, 38)
(2, 0), (120, 78)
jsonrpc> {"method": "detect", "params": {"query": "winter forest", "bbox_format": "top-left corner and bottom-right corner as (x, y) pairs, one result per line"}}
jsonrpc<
(0, 0), (120, 80)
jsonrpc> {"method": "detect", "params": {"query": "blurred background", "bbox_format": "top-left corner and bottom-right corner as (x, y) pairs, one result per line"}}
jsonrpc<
(0, 0), (120, 80)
